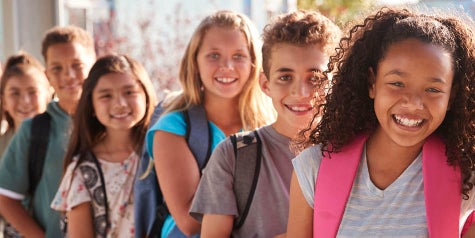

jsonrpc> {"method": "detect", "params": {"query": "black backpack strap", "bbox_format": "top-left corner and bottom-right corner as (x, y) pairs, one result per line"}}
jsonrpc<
(231, 130), (262, 229)
(28, 112), (52, 196)
(183, 104), (211, 170)
(77, 152), (110, 237)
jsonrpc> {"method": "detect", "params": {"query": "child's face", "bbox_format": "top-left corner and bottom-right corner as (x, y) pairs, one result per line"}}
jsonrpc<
(369, 38), (454, 149)
(2, 70), (50, 128)
(92, 72), (147, 133)
(45, 42), (94, 109)
(261, 43), (328, 137)
(196, 26), (252, 101)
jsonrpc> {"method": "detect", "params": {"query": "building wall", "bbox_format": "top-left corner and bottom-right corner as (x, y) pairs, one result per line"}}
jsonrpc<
(1, 0), (59, 63)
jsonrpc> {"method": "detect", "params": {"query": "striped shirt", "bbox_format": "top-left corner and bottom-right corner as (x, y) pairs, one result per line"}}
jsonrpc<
(293, 144), (475, 237)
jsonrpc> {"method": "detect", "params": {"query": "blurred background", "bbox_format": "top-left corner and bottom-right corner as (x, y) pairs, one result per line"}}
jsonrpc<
(1, 0), (474, 99)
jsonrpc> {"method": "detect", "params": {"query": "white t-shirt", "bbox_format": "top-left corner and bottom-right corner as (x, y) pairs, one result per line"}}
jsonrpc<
(51, 153), (138, 238)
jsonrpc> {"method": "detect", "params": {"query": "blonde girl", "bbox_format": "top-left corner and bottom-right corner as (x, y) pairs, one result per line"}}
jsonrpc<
(145, 10), (274, 237)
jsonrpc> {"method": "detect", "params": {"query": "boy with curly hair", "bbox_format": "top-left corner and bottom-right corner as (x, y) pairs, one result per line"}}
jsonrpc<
(190, 10), (341, 237)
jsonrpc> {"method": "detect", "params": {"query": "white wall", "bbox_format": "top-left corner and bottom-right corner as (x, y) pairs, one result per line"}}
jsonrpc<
(1, 0), (58, 63)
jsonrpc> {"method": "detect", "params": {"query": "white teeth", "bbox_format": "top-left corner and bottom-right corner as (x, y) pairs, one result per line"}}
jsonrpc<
(289, 106), (310, 112)
(216, 77), (235, 83)
(112, 113), (129, 118)
(394, 115), (423, 127)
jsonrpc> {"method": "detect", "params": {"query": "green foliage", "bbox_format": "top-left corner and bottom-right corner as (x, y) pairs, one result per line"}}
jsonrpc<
(297, 0), (377, 26)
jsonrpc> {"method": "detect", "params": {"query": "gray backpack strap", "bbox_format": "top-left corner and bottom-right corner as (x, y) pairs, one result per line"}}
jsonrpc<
(231, 130), (262, 229)
(184, 104), (211, 170)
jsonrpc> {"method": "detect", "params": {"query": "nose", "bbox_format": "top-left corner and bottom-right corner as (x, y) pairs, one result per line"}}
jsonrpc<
(114, 94), (127, 107)
(20, 92), (31, 104)
(63, 66), (75, 80)
(402, 90), (424, 110)
(219, 57), (234, 70)
(291, 80), (312, 97)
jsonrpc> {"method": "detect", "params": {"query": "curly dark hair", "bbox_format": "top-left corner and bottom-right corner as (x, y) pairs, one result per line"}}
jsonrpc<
(261, 9), (341, 79)
(295, 7), (475, 198)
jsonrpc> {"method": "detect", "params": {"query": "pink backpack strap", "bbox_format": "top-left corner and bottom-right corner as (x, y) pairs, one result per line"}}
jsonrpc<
(422, 135), (461, 237)
(313, 134), (462, 237)
(313, 134), (367, 237)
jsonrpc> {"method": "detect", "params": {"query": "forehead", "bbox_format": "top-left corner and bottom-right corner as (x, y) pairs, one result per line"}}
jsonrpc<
(269, 43), (328, 72)
(200, 26), (248, 49)
(94, 72), (139, 90)
(5, 73), (46, 88)
(45, 42), (92, 65)
(378, 38), (453, 76)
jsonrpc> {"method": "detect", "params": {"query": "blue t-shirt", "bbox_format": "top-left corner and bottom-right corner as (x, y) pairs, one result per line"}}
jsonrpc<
(146, 110), (226, 238)
(0, 101), (72, 238)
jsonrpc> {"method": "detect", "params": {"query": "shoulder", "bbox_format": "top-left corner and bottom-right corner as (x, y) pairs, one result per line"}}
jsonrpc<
(293, 145), (322, 175)
(292, 145), (323, 207)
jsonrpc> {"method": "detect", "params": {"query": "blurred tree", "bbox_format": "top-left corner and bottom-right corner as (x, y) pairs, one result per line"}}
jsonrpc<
(298, 0), (377, 26)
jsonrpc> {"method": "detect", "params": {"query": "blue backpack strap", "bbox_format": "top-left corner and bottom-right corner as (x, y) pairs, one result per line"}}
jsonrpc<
(135, 103), (165, 238)
(184, 104), (211, 170)
(135, 103), (211, 238)
(230, 130), (262, 229)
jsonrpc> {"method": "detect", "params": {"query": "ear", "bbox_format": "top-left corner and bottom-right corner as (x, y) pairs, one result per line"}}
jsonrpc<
(259, 72), (271, 96)
(368, 67), (376, 99)
(44, 69), (50, 81)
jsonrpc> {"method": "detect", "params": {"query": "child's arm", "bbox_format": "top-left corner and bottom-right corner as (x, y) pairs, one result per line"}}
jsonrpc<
(286, 171), (313, 237)
(153, 131), (201, 236)
(0, 195), (45, 238)
(67, 202), (94, 238)
(201, 214), (233, 237)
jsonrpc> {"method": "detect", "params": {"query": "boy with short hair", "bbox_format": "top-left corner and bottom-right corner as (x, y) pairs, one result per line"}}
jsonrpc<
(189, 10), (341, 237)
(0, 25), (96, 237)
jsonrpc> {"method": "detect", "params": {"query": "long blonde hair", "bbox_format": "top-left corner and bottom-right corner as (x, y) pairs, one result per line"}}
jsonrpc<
(164, 10), (275, 130)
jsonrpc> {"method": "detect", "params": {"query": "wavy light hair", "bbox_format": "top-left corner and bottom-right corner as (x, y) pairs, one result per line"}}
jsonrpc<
(163, 10), (274, 130)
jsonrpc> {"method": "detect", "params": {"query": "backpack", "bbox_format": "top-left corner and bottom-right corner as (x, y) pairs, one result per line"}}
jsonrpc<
(2, 112), (51, 238)
(60, 152), (109, 238)
(230, 130), (262, 229)
(134, 105), (263, 238)
(313, 134), (472, 237)
(134, 104), (212, 238)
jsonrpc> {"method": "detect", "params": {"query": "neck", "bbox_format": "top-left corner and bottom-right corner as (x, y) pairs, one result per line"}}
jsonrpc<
(94, 131), (134, 162)
(365, 130), (423, 190)
(203, 96), (242, 136)
(58, 100), (78, 115)
(271, 119), (303, 139)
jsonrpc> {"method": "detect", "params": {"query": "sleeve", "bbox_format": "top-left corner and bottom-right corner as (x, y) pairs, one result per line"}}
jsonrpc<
(190, 138), (237, 221)
(146, 111), (187, 160)
(0, 119), (33, 197)
(292, 146), (323, 208)
(50, 160), (92, 212)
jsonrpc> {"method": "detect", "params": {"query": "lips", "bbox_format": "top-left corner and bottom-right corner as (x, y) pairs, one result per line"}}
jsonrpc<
(393, 114), (424, 127)
(215, 77), (237, 84)
(285, 104), (313, 113)
(111, 112), (131, 119)
(60, 83), (81, 90)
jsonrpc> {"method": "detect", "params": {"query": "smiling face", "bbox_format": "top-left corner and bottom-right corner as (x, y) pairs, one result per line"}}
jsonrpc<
(369, 38), (454, 149)
(45, 42), (94, 113)
(261, 43), (328, 137)
(2, 69), (50, 128)
(196, 26), (252, 102)
(92, 72), (147, 133)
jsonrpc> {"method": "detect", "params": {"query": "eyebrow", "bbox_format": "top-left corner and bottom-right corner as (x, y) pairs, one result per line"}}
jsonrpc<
(95, 84), (138, 94)
(276, 67), (322, 73)
(384, 69), (447, 83)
